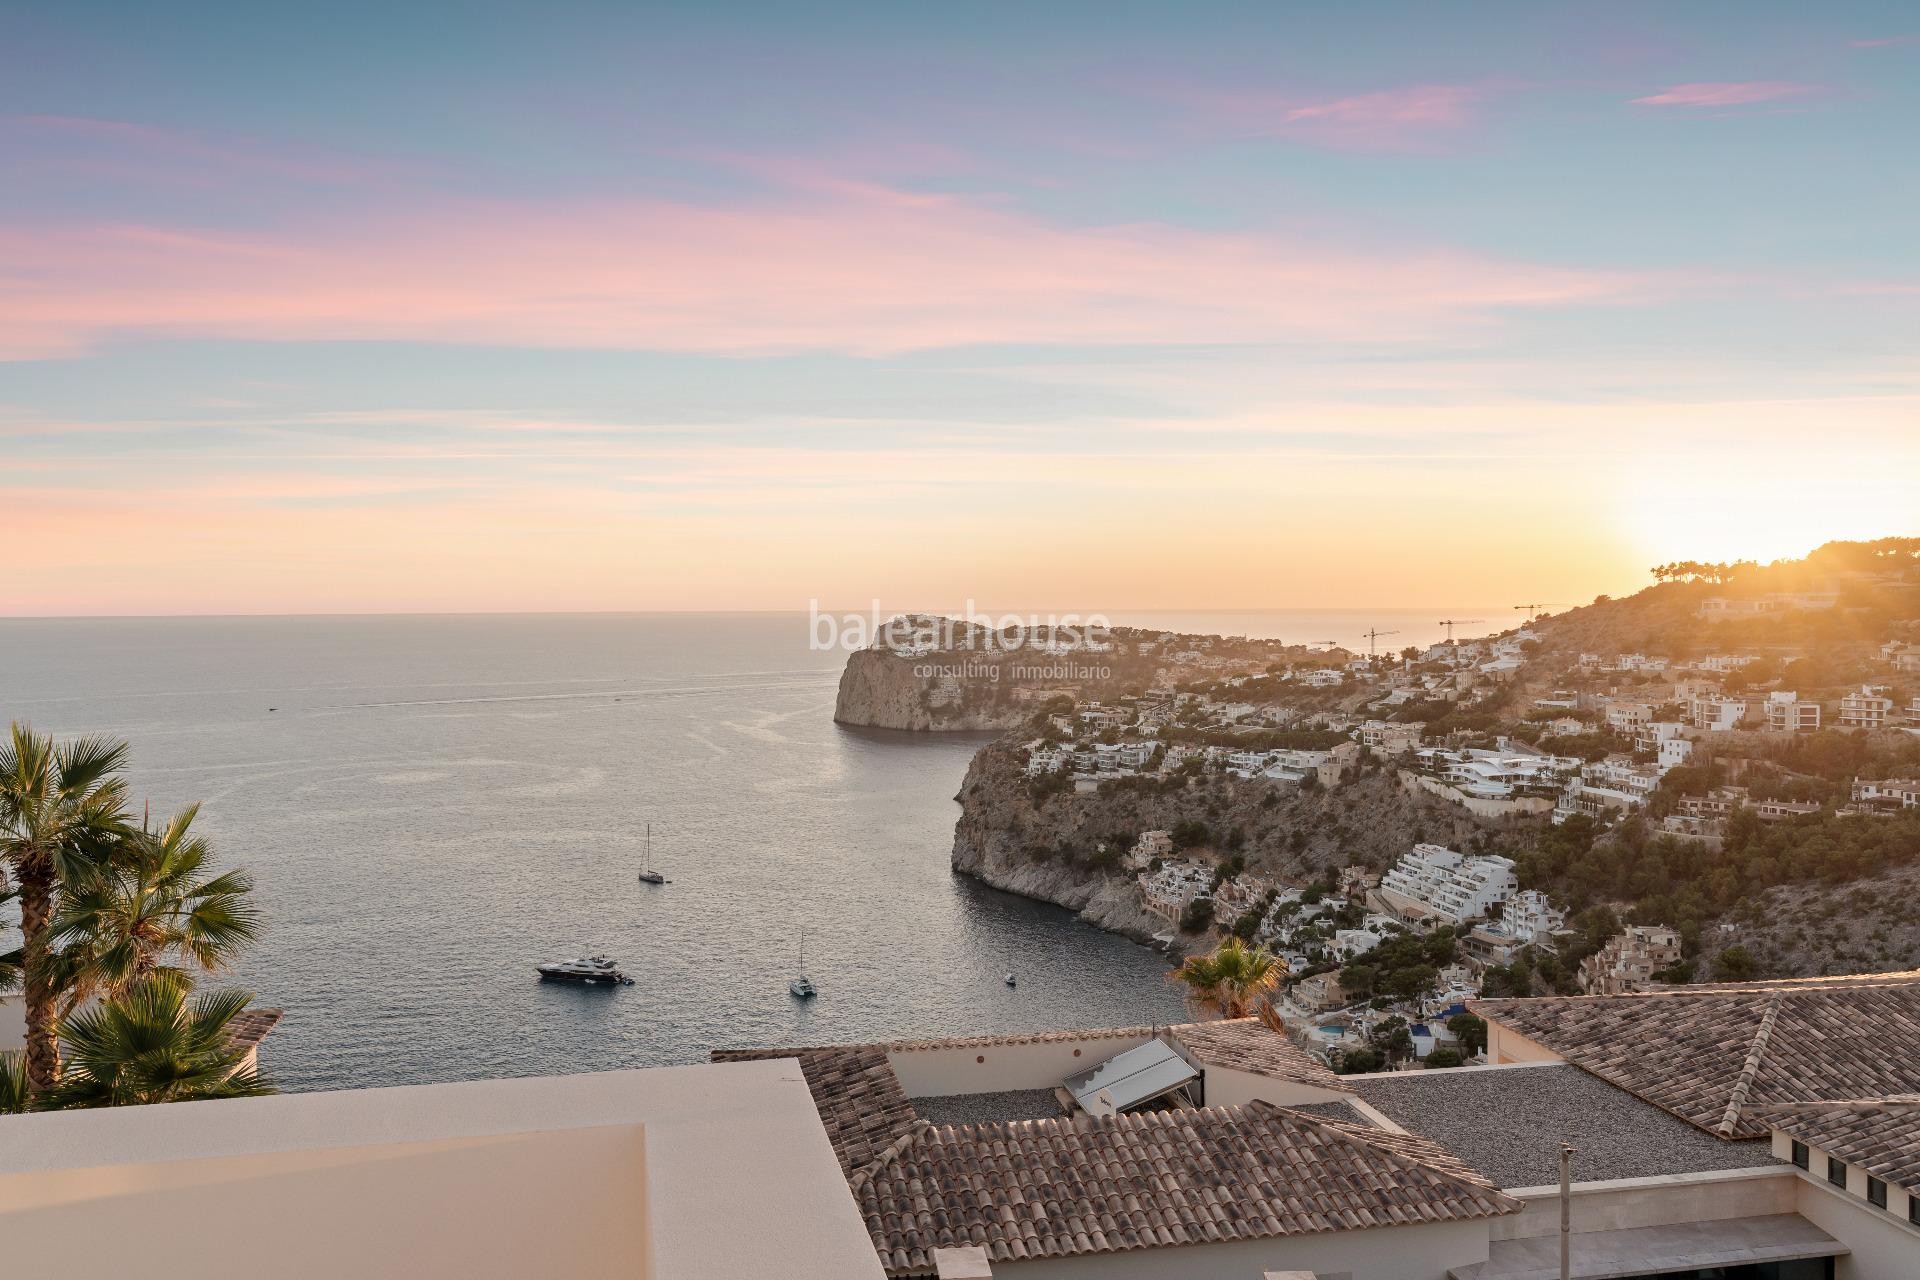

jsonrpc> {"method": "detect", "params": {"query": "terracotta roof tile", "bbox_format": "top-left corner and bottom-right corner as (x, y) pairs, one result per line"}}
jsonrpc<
(1748, 1097), (1920, 1193)
(1168, 1019), (1350, 1094)
(855, 1101), (1520, 1275)
(710, 1045), (923, 1177)
(1474, 970), (1920, 1139)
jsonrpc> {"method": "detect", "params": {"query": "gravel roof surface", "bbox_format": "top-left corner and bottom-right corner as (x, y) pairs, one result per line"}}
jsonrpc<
(911, 1089), (1064, 1126)
(1284, 1099), (1377, 1125)
(1349, 1063), (1773, 1188)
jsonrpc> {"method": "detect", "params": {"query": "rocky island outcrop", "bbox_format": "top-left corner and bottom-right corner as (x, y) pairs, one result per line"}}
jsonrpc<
(831, 648), (1030, 730)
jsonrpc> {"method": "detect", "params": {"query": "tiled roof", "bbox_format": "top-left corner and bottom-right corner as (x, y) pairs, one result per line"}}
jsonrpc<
(711, 1045), (924, 1177)
(225, 1007), (282, 1054)
(1474, 970), (1920, 1139)
(854, 1101), (1520, 1276)
(1168, 1018), (1350, 1094)
(1748, 1097), (1920, 1193)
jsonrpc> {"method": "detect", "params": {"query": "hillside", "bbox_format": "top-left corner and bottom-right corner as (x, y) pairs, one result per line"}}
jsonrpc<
(1714, 861), (1920, 979)
(950, 737), (1515, 946)
(910, 536), (1920, 983)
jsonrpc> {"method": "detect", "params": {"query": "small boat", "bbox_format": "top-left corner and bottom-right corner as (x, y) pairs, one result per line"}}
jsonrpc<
(637, 822), (669, 885)
(538, 955), (634, 986)
(1004, 973), (1017, 987)
(789, 928), (816, 1000)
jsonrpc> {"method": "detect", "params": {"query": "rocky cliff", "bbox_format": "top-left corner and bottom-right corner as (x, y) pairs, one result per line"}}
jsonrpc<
(950, 738), (1514, 944)
(832, 649), (1032, 730)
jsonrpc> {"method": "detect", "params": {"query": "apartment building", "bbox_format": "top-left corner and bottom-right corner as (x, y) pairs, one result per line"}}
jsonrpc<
(1462, 889), (1568, 965)
(1768, 690), (1822, 733)
(1377, 844), (1518, 925)
(1358, 718), (1423, 755)
(1635, 720), (1695, 769)
(1577, 924), (1683, 994)
(1690, 694), (1752, 732)
(1837, 685), (1896, 730)
(1138, 859), (1214, 923)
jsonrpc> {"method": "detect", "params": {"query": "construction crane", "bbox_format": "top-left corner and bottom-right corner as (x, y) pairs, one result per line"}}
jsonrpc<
(1512, 602), (1566, 621)
(1360, 628), (1400, 659)
(1437, 618), (1485, 645)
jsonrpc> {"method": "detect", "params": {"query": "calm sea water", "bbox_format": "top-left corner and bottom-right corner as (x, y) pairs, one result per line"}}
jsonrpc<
(0, 608), (1486, 1092)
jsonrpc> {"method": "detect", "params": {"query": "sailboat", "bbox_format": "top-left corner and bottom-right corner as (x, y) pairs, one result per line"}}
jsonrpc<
(789, 928), (817, 999)
(637, 822), (668, 885)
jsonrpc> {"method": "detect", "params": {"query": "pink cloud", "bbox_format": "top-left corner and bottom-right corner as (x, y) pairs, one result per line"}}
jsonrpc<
(1850, 35), (1918, 48)
(1167, 82), (1495, 152)
(0, 184), (1654, 359)
(1630, 81), (1819, 107)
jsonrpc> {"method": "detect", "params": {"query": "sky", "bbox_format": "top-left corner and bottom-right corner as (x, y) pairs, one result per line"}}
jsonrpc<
(3, 1), (1917, 616)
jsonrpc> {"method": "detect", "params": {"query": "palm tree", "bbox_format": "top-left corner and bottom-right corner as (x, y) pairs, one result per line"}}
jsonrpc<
(1169, 935), (1288, 1020)
(0, 724), (130, 1093)
(46, 803), (260, 1014)
(33, 976), (275, 1110)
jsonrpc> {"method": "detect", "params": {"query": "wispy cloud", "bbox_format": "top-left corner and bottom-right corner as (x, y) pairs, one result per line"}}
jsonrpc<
(0, 182), (1653, 360)
(1161, 81), (1498, 152)
(1630, 81), (1819, 107)
(1850, 35), (1918, 48)
(0, 114), (413, 190)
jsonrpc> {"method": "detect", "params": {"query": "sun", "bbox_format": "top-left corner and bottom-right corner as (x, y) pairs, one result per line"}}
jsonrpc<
(1617, 468), (1914, 568)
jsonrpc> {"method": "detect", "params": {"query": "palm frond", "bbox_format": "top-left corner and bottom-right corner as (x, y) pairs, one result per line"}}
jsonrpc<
(0, 1050), (28, 1114)
(37, 978), (274, 1110)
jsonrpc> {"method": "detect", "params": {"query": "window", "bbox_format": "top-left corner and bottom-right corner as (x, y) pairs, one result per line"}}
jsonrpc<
(1868, 1176), (1887, 1209)
(1911, 1194), (1919, 1227)
(1791, 1140), (1810, 1170)
(1827, 1156), (1847, 1189)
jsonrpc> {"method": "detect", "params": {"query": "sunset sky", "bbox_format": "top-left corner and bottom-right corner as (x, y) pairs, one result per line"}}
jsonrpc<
(4, 2), (1918, 616)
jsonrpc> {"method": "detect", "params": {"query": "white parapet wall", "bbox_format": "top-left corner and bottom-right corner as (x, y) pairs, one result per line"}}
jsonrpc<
(0, 1058), (885, 1280)
(885, 1028), (1159, 1098)
(1494, 1166), (1794, 1242)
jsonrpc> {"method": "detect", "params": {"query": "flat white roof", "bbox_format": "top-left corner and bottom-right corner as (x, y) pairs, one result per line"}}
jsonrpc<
(0, 1059), (883, 1280)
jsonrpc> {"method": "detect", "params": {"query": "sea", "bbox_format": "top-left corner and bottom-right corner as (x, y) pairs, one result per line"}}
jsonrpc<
(0, 609), (1486, 1092)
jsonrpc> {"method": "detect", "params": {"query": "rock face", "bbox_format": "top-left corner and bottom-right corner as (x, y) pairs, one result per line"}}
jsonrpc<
(949, 737), (1505, 945)
(832, 649), (1030, 731)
